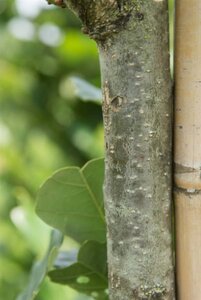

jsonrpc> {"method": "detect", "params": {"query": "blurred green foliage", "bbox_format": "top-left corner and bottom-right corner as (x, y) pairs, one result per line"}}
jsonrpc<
(0, 1), (104, 299)
(0, 0), (174, 299)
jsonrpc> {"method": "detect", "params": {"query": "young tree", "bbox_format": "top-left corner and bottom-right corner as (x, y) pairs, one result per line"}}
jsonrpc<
(48, 0), (175, 299)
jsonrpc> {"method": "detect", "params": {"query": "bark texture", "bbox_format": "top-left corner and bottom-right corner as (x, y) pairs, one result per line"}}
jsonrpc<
(174, 0), (201, 298)
(99, 1), (175, 299)
(50, 0), (175, 299)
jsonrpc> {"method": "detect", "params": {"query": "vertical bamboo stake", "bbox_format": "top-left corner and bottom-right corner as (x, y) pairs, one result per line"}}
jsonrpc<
(175, 0), (201, 299)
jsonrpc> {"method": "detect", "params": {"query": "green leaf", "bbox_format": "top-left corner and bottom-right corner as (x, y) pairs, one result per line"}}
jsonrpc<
(78, 241), (107, 277)
(36, 158), (106, 243)
(49, 262), (107, 292)
(70, 76), (102, 103)
(16, 230), (63, 300)
(54, 241), (107, 275)
(49, 241), (108, 299)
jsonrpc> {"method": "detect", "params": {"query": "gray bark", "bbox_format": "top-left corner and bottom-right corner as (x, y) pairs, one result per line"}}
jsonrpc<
(99, 1), (175, 299)
(50, 0), (175, 299)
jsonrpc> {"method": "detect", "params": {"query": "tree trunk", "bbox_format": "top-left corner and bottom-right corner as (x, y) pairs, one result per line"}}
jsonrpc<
(99, 2), (175, 299)
(54, 0), (175, 299)
(174, 0), (201, 298)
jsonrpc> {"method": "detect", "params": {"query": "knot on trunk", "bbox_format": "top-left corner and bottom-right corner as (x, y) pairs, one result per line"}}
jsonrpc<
(49, 0), (135, 41)
(68, 0), (134, 41)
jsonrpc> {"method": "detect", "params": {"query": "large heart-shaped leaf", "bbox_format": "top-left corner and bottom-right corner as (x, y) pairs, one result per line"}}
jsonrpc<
(17, 230), (63, 300)
(49, 241), (108, 299)
(36, 158), (105, 243)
